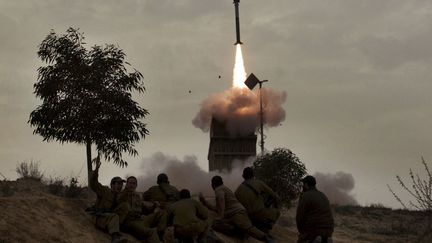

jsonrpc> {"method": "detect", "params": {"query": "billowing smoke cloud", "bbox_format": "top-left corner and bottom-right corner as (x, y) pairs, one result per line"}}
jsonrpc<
(313, 171), (358, 205)
(192, 87), (287, 136)
(133, 152), (253, 197)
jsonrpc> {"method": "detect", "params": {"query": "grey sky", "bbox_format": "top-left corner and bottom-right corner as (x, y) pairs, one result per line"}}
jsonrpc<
(1, 0), (431, 208)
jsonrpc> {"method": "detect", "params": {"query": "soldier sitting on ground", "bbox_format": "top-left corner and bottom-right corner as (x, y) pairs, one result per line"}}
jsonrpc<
(117, 176), (161, 243)
(235, 167), (281, 232)
(199, 175), (274, 243)
(143, 173), (179, 209)
(167, 189), (211, 243)
(88, 158), (128, 243)
(296, 175), (334, 243)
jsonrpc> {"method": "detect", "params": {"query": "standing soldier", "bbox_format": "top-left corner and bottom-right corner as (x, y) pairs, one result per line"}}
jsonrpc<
(167, 189), (211, 242)
(118, 176), (161, 243)
(296, 175), (334, 243)
(199, 176), (274, 243)
(88, 159), (128, 243)
(235, 167), (281, 232)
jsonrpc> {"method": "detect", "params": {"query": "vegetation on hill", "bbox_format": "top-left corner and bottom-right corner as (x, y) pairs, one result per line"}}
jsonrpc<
(253, 148), (307, 208)
(29, 27), (149, 186)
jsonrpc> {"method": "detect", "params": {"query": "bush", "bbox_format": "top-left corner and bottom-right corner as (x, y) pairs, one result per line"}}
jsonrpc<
(65, 177), (83, 198)
(388, 157), (431, 212)
(253, 148), (307, 208)
(388, 156), (432, 241)
(16, 160), (43, 180)
(47, 176), (65, 196)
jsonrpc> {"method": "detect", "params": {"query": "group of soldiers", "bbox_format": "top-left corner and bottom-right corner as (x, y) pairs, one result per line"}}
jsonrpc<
(88, 161), (334, 243)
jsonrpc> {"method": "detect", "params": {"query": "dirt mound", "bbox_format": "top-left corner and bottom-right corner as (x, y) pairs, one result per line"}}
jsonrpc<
(0, 179), (429, 243)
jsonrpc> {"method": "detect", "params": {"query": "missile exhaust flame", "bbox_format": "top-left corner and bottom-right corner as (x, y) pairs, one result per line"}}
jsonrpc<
(233, 44), (247, 88)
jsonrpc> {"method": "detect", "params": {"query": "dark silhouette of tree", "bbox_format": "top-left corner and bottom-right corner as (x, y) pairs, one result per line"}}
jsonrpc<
(253, 148), (307, 208)
(29, 28), (149, 185)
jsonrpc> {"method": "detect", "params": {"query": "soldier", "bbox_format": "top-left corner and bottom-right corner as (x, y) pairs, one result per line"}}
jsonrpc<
(88, 159), (128, 243)
(143, 173), (179, 209)
(199, 176), (274, 243)
(235, 167), (281, 231)
(296, 175), (334, 243)
(118, 176), (161, 243)
(167, 189), (211, 243)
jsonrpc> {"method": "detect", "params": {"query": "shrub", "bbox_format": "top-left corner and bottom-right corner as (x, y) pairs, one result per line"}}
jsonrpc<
(388, 156), (432, 241)
(253, 148), (307, 208)
(15, 160), (43, 180)
(47, 176), (65, 196)
(387, 157), (431, 212)
(65, 177), (83, 198)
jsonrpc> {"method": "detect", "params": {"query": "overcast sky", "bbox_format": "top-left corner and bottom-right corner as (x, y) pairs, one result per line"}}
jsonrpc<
(1, 0), (431, 208)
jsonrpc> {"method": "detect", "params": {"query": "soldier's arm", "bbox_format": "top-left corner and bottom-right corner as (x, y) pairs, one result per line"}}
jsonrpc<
(199, 193), (217, 212)
(259, 181), (276, 198)
(260, 181), (281, 204)
(215, 192), (225, 218)
(143, 187), (152, 201)
(195, 200), (209, 220)
(89, 157), (106, 196)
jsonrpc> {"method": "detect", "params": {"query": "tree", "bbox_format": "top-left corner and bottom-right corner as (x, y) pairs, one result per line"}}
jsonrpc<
(387, 157), (432, 241)
(388, 157), (432, 212)
(253, 148), (307, 208)
(29, 28), (149, 185)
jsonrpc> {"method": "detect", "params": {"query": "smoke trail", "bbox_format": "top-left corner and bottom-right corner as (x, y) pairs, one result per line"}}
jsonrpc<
(133, 152), (253, 197)
(192, 87), (286, 136)
(313, 171), (358, 205)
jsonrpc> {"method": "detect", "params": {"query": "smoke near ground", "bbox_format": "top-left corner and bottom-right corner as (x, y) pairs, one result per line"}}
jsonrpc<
(133, 152), (253, 197)
(314, 171), (358, 205)
(192, 87), (287, 136)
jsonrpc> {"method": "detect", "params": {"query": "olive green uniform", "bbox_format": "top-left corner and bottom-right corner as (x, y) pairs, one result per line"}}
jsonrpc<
(296, 188), (334, 243)
(89, 170), (128, 235)
(167, 198), (211, 241)
(235, 179), (281, 229)
(213, 185), (267, 241)
(143, 183), (179, 209)
(117, 189), (161, 243)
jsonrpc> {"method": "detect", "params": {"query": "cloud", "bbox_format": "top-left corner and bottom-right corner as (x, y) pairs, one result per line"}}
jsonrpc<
(314, 171), (358, 205)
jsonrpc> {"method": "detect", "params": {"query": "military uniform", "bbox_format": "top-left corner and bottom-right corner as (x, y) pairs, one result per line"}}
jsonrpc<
(213, 185), (267, 241)
(167, 198), (211, 241)
(296, 188), (334, 243)
(89, 170), (128, 235)
(117, 189), (161, 243)
(143, 182), (179, 209)
(235, 179), (280, 230)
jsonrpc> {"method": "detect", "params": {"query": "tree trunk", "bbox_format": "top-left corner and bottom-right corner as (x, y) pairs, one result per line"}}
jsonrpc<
(86, 140), (92, 186)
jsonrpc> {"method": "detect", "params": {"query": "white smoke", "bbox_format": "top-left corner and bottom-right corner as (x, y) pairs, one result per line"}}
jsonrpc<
(313, 171), (358, 205)
(192, 87), (286, 136)
(133, 152), (253, 197)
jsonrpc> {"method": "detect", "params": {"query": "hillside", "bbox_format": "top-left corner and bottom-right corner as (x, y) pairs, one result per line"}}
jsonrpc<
(0, 178), (430, 243)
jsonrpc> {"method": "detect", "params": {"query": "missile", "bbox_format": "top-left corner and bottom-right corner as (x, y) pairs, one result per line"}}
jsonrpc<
(234, 0), (243, 45)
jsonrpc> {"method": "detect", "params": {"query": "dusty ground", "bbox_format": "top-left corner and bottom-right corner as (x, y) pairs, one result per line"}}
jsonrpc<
(0, 178), (430, 243)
